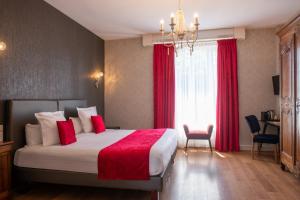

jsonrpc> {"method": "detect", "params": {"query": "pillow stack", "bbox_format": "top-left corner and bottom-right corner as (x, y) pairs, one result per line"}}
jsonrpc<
(69, 117), (83, 134)
(35, 111), (66, 146)
(77, 106), (106, 134)
(26, 106), (106, 147)
(25, 124), (42, 146)
(77, 106), (98, 133)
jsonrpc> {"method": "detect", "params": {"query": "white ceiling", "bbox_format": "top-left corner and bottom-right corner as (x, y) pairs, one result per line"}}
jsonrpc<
(44, 0), (300, 40)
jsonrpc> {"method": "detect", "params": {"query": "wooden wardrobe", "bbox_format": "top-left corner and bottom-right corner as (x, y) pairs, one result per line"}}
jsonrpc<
(277, 15), (300, 176)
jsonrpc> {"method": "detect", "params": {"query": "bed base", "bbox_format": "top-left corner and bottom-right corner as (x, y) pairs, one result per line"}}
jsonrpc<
(14, 150), (176, 200)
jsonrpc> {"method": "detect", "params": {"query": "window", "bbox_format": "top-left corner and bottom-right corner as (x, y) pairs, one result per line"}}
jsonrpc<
(175, 42), (217, 148)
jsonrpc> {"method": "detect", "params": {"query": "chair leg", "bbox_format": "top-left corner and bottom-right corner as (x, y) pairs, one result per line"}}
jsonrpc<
(274, 144), (278, 163)
(278, 143), (280, 160)
(252, 142), (255, 160)
(185, 139), (189, 151)
(208, 139), (213, 152)
(258, 143), (262, 154)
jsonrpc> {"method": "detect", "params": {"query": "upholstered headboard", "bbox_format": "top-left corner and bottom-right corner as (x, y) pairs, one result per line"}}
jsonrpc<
(58, 100), (86, 118)
(6, 99), (86, 153)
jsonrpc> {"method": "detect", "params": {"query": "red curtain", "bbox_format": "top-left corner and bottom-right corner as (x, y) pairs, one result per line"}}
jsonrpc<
(215, 39), (240, 152)
(153, 44), (175, 128)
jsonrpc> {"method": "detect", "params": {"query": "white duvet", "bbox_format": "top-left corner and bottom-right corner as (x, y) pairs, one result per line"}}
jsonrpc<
(14, 129), (177, 176)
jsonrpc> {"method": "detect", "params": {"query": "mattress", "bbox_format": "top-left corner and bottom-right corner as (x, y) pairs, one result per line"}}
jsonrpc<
(14, 129), (177, 176)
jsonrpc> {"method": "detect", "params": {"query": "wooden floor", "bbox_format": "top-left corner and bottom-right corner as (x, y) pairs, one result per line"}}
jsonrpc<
(13, 149), (300, 200)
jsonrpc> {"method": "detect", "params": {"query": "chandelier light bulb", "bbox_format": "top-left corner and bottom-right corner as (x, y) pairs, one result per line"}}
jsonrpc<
(170, 12), (175, 25)
(160, 19), (165, 32)
(0, 41), (6, 51)
(194, 13), (199, 24)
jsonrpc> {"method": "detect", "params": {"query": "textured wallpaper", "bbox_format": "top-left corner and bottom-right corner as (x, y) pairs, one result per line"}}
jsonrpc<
(105, 29), (279, 148)
(105, 38), (153, 129)
(237, 29), (278, 149)
(0, 0), (105, 118)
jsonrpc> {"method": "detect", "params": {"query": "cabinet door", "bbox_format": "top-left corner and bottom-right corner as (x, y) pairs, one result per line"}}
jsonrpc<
(281, 33), (295, 171)
(296, 30), (300, 175)
(0, 152), (11, 198)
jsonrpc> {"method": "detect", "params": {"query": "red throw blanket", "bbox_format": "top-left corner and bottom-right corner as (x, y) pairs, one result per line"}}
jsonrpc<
(98, 129), (167, 180)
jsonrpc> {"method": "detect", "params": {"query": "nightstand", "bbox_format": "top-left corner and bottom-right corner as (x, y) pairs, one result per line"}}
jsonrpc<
(0, 141), (14, 200)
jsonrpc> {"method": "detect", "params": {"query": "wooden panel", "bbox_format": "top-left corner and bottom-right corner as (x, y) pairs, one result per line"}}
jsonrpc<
(296, 29), (300, 175)
(277, 15), (300, 38)
(280, 33), (295, 171)
(0, 142), (13, 199)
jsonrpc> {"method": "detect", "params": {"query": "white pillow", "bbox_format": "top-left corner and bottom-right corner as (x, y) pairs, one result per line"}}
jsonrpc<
(69, 117), (83, 134)
(35, 111), (66, 146)
(25, 124), (42, 146)
(77, 106), (97, 133)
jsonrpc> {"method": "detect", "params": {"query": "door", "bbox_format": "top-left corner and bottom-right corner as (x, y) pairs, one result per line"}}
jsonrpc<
(295, 30), (300, 175)
(280, 33), (295, 171)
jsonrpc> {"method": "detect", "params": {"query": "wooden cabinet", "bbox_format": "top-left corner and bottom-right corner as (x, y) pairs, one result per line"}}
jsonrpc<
(296, 30), (300, 175)
(278, 15), (300, 176)
(0, 141), (14, 200)
(280, 33), (295, 171)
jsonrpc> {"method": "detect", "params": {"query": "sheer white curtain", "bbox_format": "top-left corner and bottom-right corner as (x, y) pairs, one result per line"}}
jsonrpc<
(175, 42), (217, 148)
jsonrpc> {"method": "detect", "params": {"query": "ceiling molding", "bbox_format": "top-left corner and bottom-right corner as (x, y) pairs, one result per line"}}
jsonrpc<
(142, 27), (246, 46)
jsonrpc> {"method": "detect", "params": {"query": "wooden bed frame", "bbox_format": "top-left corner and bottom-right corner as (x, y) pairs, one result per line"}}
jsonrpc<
(6, 99), (176, 200)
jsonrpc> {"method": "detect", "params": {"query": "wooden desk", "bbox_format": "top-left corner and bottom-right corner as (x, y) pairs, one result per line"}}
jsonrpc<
(0, 141), (14, 200)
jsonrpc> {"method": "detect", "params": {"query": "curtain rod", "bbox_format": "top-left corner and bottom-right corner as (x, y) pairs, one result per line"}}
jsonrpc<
(152, 37), (234, 45)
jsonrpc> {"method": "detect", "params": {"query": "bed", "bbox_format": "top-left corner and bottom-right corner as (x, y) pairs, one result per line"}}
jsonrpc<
(6, 100), (177, 200)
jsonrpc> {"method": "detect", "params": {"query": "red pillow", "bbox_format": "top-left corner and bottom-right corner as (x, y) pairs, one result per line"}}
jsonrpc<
(56, 120), (77, 145)
(91, 115), (106, 133)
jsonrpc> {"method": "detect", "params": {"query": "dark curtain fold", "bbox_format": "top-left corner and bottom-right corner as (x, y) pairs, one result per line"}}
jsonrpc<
(153, 44), (175, 128)
(215, 39), (240, 152)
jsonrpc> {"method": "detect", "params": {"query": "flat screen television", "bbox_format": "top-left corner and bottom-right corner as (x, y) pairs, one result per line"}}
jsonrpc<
(272, 75), (280, 95)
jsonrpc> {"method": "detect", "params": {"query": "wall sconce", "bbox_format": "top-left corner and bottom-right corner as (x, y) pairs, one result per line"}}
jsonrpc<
(0, 41), (7, 51)
(91, 71), (104, 88)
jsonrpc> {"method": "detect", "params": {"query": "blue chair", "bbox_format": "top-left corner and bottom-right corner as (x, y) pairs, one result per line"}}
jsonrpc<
(245, 115), (279, 162)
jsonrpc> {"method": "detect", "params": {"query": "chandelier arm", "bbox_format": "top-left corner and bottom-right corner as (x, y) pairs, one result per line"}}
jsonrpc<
(160, 31), (165, 44)
(191, 27), (199, 43)
(185, 32), (195, 48)
(171, 31), (178, 51)
(193, 28), (199, 43)
(161, 32), (173, 47)
(173, 31), (178, 46)
(186, 28), (199, 48)
(186, 32), (193, 46)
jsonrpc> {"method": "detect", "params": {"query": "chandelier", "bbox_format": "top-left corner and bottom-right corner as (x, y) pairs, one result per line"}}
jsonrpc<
(159, 0), (199, 55)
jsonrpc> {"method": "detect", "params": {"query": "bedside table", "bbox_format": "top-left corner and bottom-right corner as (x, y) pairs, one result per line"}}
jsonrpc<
(0, 141), (14, 200)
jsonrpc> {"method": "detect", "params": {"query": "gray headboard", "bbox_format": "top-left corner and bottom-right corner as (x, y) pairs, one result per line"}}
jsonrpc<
(6, 99), (86, 153)
(58, 100), (87, 118)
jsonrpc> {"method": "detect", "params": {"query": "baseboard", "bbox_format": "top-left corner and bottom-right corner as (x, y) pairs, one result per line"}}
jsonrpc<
(240, 144), (274, 151)
(177, 144), (275, 151)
